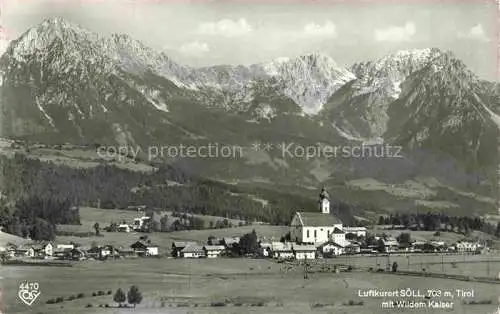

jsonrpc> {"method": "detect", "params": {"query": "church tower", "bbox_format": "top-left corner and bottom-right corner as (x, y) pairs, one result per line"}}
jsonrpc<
(319, 187), (330, 214)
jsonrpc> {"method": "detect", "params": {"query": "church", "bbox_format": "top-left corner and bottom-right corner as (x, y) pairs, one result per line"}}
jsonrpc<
(289, 187), (344, 245)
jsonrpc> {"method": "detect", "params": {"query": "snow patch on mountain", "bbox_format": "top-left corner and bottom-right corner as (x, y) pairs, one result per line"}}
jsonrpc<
(253, 103), (277, 121)
(351, 48), (442, 98)
(258, 53), (356, 114)
(331, 123), (364, 142)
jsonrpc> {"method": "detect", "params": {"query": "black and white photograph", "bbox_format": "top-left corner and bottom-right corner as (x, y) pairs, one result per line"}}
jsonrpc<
(0, 0), (500, 313)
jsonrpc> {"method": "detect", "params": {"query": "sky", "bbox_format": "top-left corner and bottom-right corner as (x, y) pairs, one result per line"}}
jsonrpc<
(0, 0), (498, 80)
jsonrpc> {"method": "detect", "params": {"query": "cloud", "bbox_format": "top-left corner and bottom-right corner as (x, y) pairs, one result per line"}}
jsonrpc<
(459, 24), (489, 41)
(303, 21), (337, 37)
(197, 18), (253, 37)
(178, 41), (210, 57)
(374, 22), (416, 42)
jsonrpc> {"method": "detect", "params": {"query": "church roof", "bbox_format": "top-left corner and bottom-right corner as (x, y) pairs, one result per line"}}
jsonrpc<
(297, 212), (342, 227)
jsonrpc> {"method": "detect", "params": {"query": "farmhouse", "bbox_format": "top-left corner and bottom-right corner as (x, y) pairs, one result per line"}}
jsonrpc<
(87, 245), (119, 259)
(292, 244), (316, 260)
(69, 248), (86, 260)
(146, 244), (159, 256)
(56, 244), (74, 250)
(343, 227), (367, 238)
(330, 228), (346, 247)
(181, 245), (206, 258)
(26, 247), (35, 258)
(5, 244), (16, 257)
(203, 245), (225, 258)
(319, 241), (344, 257)
(271, 242), (294, 259)
(258, 242), (272, 257)
(455, 241), (481, 253)
(132, 216), (151, 231)
(221, 237), (240, 248)
(117, 224), (131, 232)
(130, 241), (158, 256)
(53, 247), (72, 258)
(117, 248), (136, 257)
(378, 238), (399, 253)
(172, 241), (197, 257)
(290, 187), (343, 244)
(30, 242), (53, 258)
(344, 241), (361, 254)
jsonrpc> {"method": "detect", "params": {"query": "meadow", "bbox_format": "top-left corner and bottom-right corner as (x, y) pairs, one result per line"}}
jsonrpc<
(2, 258), (500, 314)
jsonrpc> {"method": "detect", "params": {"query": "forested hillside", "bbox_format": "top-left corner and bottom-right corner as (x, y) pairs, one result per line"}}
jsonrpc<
(0, 153), (350, 240)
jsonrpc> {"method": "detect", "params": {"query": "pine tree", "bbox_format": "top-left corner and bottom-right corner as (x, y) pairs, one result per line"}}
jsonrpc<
(113, 288), (126, 307)
(127, 285), (142, 308)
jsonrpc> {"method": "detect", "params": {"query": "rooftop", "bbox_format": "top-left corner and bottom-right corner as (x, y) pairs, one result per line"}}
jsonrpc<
(204, 245), (225, 250)
(172, 241), (197, 248)
(297, 212), (342, 227)
(292, 244), (317, 251)
(181, 245), (205, 253)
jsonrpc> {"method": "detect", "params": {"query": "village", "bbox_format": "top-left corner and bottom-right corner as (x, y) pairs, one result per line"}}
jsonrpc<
(0, 188), (489, 263)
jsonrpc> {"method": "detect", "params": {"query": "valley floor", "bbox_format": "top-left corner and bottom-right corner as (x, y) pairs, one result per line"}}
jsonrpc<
(2, 257), (500, 314)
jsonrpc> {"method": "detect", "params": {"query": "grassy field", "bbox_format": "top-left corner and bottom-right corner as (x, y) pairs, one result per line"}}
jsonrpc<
(331, 253), (500, 277)
(0, 231), (27, 247)
(57, 207), (247, 234)
(2, 257), (500, 314)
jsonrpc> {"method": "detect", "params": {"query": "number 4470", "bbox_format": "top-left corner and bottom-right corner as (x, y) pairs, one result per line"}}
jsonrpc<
(19, 282), (39, 290)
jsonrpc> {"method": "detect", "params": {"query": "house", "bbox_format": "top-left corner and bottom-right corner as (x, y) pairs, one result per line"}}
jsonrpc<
(56, 244), (74, 250)
(132, 216), (151, 231)
(117, 224), (131, 233)
(181, 245), (206, 258)
(69, 248), (86, 260)
(270, 242), (294, 259)
(5, 244), (17, 258)
(203, 245), (225, 258)
(319, 241), (344, 257)
(53, 248), (72, 259)
(412, 241), (426, 253)
(330, 228), (346, 247)
(146, 244), (159, 256)
(378, 238), (399, 253)
(344, 241), (361, 254)
(130, 241), (148, 255)
(26, 247), (36, 258)
(86, 246), (101, 258)
(343, 227), (367, 238)
(428, 241), (447, 252)
(88, 245), (119, 258)
(117, 248), (136, 257)
(130, 241), (158, 257)
(14, 248), (29, 257)
(30, 242), (53, 258)
(100, 245), (117, 258)
(292, 244), (316, 260)
(258, 242), (272, 257)
(455, 241), (481, 253)
(290, 187), (343, 244)
(221, 237), (240, 249)
(172, 241), (197, 257)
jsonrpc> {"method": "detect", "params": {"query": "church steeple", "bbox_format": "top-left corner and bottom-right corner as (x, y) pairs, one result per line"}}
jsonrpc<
(319, 187), (329, 200)
(319, 187), (330, 214)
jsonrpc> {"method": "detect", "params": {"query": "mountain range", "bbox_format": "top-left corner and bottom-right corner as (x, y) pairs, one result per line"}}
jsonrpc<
(1, 17), (499, 216)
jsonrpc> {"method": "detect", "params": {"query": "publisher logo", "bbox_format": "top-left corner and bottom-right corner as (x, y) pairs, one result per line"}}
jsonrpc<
(18, 281), (40, 306)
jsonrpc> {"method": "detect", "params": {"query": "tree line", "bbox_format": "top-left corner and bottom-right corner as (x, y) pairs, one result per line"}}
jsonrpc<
(0, 154), (353, 240)
(377, 212), (496, 236)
